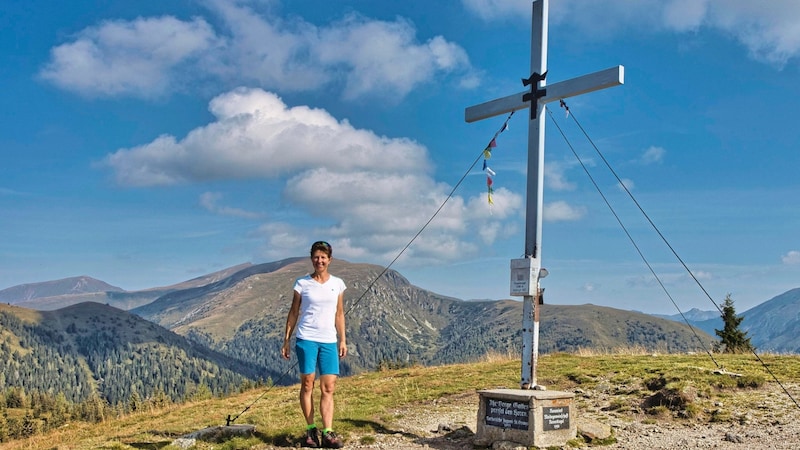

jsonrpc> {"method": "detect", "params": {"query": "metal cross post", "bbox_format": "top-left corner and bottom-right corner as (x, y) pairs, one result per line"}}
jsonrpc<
(465, 0), (624, 389)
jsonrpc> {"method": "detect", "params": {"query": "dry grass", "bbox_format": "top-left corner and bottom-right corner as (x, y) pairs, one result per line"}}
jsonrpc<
(4, 351), (800, 449)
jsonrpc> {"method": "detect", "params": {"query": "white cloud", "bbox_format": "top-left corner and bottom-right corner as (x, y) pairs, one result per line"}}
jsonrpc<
(691, 270), (713, 281)
(103, 87), (430, 185)
(41, 2), (476, 99)
(199, 192), (262, 219)
(464, 0), (800, 66)
(461, 0), (530, 21)
(39, 16), (218, 98)
(640, 146), (665, 165)
(545, 161), (577, 191)
(618, 178), (635, 192)
(314, 18), (472, 100)
(543, 200), (586, 221)
(782, 250), (800, 265)
(257, 222), (311, 258)
(706, 0), (800, 66)
(103, 87), (523, 264)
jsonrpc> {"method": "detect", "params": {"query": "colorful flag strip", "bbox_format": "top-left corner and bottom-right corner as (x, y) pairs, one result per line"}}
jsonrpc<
(482, 111), (515, 208)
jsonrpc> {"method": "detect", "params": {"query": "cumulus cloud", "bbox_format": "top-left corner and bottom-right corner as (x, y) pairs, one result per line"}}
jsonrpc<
(40, 1), (475, 99)
(103, 88), (430, 185)
(464, 0), (800, 66)
(39, 16), (218, 97)
(313, 16), (472, 99)
(782, 250), (800, 265)
(102, 87), (522, 263)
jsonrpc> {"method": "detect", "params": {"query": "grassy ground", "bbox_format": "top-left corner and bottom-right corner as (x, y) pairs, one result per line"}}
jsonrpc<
(6, 351), (800, 449)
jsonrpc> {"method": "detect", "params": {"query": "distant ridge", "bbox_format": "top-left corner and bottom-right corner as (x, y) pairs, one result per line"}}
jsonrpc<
(654, 289), (800, 354)
(652, 307), (720, 323)
(0, 263), (255, 311)
(0, 276), (122, 303)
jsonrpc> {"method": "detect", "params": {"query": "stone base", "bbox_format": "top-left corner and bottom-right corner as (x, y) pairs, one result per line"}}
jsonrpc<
(475, 389), (575, 448)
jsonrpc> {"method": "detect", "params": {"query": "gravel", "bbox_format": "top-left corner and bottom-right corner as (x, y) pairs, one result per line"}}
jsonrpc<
(338, 383), (800, 450)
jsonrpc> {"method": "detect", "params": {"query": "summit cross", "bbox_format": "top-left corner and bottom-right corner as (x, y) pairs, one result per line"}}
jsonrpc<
(465, 0), (624, 389)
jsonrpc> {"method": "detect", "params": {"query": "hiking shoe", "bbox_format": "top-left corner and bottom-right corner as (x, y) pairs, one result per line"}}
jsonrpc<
(321, 430), (344, 448)
(303, 427), (320, 447)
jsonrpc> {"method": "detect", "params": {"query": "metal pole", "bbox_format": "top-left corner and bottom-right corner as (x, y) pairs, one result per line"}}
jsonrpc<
(520, 0), (548, 390)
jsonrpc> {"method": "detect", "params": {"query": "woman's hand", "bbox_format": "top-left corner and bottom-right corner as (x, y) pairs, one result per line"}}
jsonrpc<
(281, 340), (291, 360)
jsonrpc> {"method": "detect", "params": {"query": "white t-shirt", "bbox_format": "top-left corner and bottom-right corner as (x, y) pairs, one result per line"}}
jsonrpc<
(293, 274), (346, 343)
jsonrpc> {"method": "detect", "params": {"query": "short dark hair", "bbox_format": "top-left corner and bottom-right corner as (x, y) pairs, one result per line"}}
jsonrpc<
(310, 241), (332, 257)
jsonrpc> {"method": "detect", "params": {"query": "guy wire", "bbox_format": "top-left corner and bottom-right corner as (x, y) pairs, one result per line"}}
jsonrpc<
(546, 107), (719, 367)
(227, 112), (516, 424)
(551, 101), (799, 410)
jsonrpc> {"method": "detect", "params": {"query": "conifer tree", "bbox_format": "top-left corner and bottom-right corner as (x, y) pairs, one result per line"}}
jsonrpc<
(0, 408), (7, 442)
(714, 294), (754, 353)
(128, 391), (142, 412)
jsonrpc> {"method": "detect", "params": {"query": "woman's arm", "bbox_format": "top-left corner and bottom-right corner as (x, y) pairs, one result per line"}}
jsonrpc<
(335, 291), (347, 357)
(281, 290), (302, 359)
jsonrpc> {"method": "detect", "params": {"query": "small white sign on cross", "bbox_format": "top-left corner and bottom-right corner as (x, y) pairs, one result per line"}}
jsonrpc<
(465, 0), (624, 389)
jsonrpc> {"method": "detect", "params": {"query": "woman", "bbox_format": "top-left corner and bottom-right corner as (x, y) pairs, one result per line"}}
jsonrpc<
(281, 240), (347, 448)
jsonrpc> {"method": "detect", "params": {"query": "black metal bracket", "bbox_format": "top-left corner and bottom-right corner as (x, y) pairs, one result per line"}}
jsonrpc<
(522, 71), (548, 119)
(521, 71), (547, 86)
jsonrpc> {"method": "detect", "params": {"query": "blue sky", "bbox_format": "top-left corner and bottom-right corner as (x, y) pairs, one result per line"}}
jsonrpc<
(2, 0), (798, 314)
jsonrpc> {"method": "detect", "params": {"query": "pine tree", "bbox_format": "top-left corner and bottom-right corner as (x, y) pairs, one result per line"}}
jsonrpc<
(714, 294), (754, 353)
(128, 391), (142, 412)
(0, 407), (8, 442)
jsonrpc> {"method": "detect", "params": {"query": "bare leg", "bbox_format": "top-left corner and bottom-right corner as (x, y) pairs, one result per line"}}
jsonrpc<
(319, 374), (337, 429)
(299, 373), (316, 425)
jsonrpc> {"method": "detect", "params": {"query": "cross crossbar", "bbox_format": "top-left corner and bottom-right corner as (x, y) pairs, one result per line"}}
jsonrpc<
(465, 65), (624, 123)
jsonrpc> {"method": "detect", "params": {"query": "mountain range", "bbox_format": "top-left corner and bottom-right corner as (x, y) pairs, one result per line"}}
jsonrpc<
(0, 258), (797, 408)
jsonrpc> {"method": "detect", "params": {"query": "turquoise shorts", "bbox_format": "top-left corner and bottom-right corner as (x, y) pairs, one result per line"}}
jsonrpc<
(296, 338), (340, 376)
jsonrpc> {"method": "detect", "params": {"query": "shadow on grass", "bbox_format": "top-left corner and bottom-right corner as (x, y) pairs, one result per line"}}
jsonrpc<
(340, 418), (475, 450)
(124, 429), (181, 449)
(126, 442), (172, 450)
(252, 430), (296, 447)
(342, 418), (421, 439)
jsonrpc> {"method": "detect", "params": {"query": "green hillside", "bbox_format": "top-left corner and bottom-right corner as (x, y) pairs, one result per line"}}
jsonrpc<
(0, 302), (261, 412)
